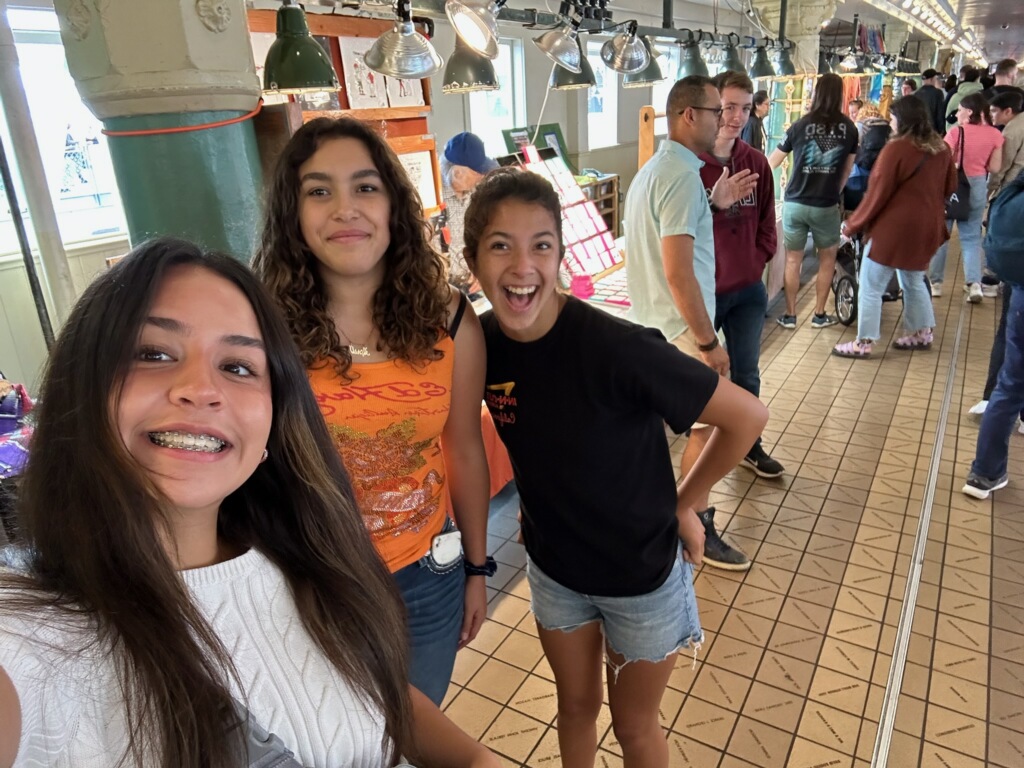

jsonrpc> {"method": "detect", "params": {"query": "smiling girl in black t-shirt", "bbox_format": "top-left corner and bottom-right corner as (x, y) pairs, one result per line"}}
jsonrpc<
(462, 168), (768, 768)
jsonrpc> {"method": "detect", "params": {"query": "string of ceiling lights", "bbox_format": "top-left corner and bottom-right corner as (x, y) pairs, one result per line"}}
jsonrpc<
(856, 0), (986, 65)
(258, 0), (986, 96)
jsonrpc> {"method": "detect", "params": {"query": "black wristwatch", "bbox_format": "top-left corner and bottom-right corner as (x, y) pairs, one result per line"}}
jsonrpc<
(708, 200), (723, 214)
(697, 336), (720, 352)
(464, 556), (497, 577)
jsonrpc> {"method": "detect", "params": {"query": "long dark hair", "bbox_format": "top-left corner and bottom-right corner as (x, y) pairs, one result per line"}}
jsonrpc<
(808, 73), (846, 124)
(253, 117), (449, 381)
(959, 93), (993, 125)
(2, 238), (412, 767)
(890, 96), (947, 153)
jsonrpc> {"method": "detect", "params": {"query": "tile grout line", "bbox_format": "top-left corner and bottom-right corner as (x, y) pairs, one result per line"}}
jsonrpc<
(870, 279), (969, 768)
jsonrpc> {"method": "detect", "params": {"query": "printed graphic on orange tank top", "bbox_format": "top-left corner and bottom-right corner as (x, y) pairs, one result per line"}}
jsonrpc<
(328, 418), (444, 540)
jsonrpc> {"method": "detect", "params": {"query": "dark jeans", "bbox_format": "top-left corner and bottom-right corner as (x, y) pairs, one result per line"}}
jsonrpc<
(392, 537), (466, 706)
(972, 285), (1024, 480)
(715, 280), (767, 399)
(982, 283), (1024, 419)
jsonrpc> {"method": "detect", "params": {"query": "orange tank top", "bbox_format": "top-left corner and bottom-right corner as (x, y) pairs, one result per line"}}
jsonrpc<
(308, 335), (455, 573)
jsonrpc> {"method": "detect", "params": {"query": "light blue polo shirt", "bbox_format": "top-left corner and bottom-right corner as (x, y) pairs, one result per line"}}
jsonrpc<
(623, 139), (716, 341)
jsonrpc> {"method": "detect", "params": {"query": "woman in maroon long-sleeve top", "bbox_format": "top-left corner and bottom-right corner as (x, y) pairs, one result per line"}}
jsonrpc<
(833, 97), (958, 359)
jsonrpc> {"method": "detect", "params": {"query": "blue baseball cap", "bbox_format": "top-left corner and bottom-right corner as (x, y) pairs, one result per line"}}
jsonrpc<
(443, 132), (498, 175)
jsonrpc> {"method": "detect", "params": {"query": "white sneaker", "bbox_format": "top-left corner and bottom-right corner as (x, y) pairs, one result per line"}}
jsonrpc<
(931, 282), (943, 297)
(1018, 418), (1024, 435)
(967, 283), (983, 303)
(982, 283), (1000, 298)
(969, 400), (988, 416)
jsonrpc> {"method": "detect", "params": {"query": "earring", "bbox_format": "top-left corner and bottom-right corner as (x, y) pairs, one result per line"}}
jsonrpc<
(261, 448), (269, 463)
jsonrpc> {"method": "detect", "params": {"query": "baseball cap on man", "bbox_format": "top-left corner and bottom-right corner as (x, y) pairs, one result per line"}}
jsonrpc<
(922, 68), (939, 80)
(444, 132), (498, 175)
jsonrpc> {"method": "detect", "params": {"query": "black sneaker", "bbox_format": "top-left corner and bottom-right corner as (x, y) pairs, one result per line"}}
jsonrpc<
(811, 313), (838, 328)
(742, 442), (785, 478)
(776, 314), (797, 329)
(962, 471), (1009, 500)
(699, 508), (751, 571)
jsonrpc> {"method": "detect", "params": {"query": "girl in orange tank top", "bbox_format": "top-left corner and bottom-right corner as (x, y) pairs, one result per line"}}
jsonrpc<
(254, 118), (491, 709)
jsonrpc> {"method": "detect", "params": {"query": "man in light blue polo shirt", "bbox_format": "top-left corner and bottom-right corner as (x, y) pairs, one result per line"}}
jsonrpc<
(625, 74), (759, 570)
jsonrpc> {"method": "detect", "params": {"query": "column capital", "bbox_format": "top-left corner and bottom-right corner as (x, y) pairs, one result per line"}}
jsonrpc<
(53, 0), (260, 119)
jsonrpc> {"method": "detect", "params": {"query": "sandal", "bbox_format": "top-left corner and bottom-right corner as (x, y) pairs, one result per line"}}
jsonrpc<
(832, 340), (872, 358)
(893, 329), (933, 350)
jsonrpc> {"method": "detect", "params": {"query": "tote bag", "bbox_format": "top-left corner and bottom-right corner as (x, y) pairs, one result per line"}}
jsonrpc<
(944, 127), (971, 221)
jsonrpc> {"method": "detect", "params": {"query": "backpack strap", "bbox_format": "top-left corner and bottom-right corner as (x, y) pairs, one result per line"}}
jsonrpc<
(447, 289), (469, 339)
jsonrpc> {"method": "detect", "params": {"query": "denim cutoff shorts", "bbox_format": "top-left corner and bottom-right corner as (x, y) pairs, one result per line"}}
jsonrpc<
(526, 547), (703, 666)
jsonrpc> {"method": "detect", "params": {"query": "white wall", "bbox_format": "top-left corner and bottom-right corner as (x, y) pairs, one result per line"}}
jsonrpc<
(0, 237), (127, 388)
(426, 0), (748, 191)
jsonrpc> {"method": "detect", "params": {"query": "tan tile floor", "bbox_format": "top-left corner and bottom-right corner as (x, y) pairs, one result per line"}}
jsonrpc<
(447, 245), (1024, 767)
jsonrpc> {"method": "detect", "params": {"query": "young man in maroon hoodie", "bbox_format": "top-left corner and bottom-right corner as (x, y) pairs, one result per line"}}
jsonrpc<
(698, 70), (785, 480)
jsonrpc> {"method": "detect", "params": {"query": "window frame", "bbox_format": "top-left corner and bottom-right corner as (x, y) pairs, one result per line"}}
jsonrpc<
(585, 40), (619, 151)
(467, 37), (527, 158)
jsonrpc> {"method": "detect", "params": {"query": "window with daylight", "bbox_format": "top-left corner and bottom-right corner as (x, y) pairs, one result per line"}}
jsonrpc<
(1, 8), (127, 256)
(652, 43), (681, 137)
(468, 39), (527, 159)
(586, 40), (618, 150)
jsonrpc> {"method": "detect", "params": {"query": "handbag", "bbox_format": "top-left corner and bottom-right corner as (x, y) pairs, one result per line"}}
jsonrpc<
(944, 127), (972, 222)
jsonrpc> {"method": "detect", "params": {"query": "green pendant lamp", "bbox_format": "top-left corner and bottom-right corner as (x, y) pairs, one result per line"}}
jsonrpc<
(263, 0), (340, 94)
(772, 42), (797, 77)
(549, 38), (596, 90)
(622, 37), (665, 88)
(678, 32), (709, 78)
(748, 45), (775, 80)
(443, 37), (499, 93)
(817, 49), (832, 75)
(720, 33), (746, 73)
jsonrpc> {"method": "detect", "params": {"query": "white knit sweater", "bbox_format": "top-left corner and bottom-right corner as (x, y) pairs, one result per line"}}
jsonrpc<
(0, 549), (389, 767)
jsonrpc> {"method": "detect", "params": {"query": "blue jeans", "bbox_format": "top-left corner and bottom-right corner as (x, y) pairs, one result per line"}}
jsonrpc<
(972, 286), (1024, 480)
(715, 280), (767, 399)
(392, 529), (466, 706)
(857, 244), (934, 342)
(929, 175), (988, 285)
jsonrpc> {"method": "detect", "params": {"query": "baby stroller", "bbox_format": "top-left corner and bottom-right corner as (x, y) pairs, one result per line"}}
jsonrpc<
(832, 234), (931, 326)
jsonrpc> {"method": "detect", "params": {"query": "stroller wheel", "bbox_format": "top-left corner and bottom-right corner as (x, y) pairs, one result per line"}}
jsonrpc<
(835, 274), (857, 326)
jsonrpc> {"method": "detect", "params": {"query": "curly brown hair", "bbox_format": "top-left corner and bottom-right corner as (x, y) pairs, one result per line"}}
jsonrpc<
(253, 117), (449, 380)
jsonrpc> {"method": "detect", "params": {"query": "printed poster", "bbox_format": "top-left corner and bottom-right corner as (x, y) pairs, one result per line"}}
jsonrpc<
(339, 37), (389, 109)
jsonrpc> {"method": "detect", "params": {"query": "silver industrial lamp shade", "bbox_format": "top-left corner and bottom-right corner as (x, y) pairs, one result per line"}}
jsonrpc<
(550, 39), (596, 89)
(443, 37), (499, 92)
(748, 46), (775, 79)
(364, 19), (443, 78)
(600, 22), (649, 74)
(445, 0), (499, 59)
(678, 40), (709, 78)
(622, 37), (665, 88)
(533, 19), (582, 73)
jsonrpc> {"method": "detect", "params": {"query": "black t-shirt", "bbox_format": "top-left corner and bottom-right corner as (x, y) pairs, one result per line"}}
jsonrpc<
(480, 297), (719, 597)
(779, 114), (859, 207)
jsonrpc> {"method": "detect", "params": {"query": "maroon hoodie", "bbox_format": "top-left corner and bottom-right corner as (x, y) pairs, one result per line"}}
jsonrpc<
(699, 139), (777, 295)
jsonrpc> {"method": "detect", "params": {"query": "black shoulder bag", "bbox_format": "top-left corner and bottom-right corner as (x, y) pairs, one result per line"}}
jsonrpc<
(945, 127), (972, 222)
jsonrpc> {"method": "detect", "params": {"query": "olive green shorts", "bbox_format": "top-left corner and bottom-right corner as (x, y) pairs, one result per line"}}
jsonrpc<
(783, 201), (841, 251)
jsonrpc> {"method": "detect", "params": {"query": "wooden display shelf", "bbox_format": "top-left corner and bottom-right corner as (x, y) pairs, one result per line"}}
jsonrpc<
(301, 106), (431, 123)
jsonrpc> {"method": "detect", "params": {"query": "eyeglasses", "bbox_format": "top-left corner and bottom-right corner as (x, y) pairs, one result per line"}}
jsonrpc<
(683, 106), (724, 118)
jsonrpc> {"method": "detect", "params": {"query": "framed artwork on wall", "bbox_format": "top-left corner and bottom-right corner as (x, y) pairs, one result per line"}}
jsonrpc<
(338, 36), (389, 109)
(385, 76), (425, 108)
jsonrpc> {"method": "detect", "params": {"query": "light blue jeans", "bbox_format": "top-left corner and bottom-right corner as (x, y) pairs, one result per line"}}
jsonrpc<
(858, 242), (935, 342)
(928, 174), (988, 285)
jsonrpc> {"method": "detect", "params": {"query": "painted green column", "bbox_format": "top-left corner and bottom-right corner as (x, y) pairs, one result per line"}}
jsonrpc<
(103, 111), (262, 258)
(52, 0), (263, 260)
